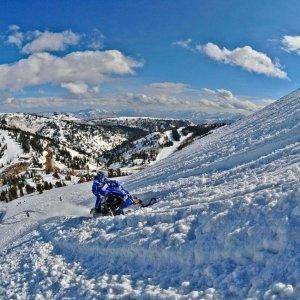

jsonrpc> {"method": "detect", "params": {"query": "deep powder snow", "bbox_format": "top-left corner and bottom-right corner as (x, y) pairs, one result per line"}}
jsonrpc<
(0, 90), (299, 299)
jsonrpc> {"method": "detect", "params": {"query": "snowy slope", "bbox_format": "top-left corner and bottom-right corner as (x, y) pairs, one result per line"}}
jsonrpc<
(105, 127), (193, 169)
(0, 182), (94, 250)
(0, 90), (299, 299)
(0, 129), (23, 170)
(0, 113), (143, 154)
(154, 127), (192, 163)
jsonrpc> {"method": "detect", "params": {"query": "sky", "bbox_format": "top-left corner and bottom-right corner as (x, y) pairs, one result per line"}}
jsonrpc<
(0, 0), (299, 118)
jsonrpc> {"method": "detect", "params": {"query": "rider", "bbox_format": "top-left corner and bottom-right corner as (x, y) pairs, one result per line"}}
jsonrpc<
(92, 171), (141, 214)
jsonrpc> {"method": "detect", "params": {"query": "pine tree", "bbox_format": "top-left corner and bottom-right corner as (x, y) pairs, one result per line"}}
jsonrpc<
(0, 191), (7, 202)
(8, 186), (18, 201)
(19, 186), (24, 197)
(36, 183), (44, 194)
(44, 181), (50, 190)
(55, 181), (63, 188)
(25, 184), (35, 194)
(172, 128), (180, 141)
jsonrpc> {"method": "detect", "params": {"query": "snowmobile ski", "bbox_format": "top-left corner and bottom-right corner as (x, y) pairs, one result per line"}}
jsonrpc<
(90, 197), (158, 218)
(141, 197), (158, 207)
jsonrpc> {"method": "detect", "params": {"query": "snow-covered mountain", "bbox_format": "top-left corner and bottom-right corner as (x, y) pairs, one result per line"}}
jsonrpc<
(101, 125), (219, 170)
(0, 113), (214, 202)
(0, 113), (206, 175)
(0, 89), (299, 298)
(69, 107), (244, 124)
(72, 108), (115, 120)
(95, 117), (193, 132)
(0, 113), (146, 155)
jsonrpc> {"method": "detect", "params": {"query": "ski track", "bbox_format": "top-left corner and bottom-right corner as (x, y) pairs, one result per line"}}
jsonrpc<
(0, 90), (300, 299)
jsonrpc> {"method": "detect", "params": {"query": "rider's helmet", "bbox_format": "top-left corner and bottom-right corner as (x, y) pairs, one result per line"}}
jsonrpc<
(95, 171), (107, 182)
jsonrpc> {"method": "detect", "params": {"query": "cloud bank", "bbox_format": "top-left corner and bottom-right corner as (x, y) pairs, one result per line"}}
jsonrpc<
(132, 84), (269, 113)
(2, 82), (272, 117)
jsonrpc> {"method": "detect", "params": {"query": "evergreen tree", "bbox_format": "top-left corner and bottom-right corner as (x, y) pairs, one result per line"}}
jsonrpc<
(172, 128), (180, 141)
(0, 191), (7, 202)
(8, 186), (18, 201)
(19, 186), (24, 197)
(36, 183), (44, 194)
(25, 184), (35, 194)
(55, 181), (63, 188)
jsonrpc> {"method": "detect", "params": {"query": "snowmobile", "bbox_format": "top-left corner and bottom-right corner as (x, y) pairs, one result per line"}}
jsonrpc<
(90, 194), (157, 217)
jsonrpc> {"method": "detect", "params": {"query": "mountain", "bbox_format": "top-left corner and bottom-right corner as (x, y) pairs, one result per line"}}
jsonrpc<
(0, 113), (219, 202)
(0, 113), (212, 174)
(73, 108), (245, 124)
(94, 117), (193, 131)
(0, 113), (146, 156)
(101, 125), (221, 171)
(72, 108), (115, 120)
(0, 89), (299, 298)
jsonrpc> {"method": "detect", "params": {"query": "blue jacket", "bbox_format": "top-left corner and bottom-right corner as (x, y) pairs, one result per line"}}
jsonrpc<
(92, 178), (129, 199)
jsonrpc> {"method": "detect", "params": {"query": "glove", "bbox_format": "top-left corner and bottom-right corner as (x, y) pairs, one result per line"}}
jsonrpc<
(131, 195), (143, 205)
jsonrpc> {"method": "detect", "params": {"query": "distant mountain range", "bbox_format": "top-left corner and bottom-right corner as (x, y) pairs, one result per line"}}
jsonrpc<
(67, 108), (245, 124)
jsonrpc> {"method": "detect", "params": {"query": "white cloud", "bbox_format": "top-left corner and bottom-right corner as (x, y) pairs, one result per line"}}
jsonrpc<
(22, 30), (79, 54)
(0, 95), (108, 111)
(60, 82), (100, 96)
(86, 28), (105, 50)
(281, 35), (300, 54)
(146, 82), (191, 94)
(198, 43), (287, 79)
(7, 25), (23, 47)
(5, 26), (105, 53)
(7, 32), (23, 47)
(9, 25), (20, 31)
(1, 96), (74, 109)
(199, 88), (264, 111)
(0, 50), (142, 91)
(88, 41), (103, 50)
(61, 82), (89, 95)
(172, 38), (192, 49)
(121, 92), (178, 106)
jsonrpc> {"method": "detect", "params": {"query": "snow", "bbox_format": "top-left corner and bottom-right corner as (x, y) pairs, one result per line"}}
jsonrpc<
(0, 129), (23, 170)
(0, 89), (299, 298)
(108, 127), (193, 172)
(154, 127), (192, 163)
(1, 113), (128, 155)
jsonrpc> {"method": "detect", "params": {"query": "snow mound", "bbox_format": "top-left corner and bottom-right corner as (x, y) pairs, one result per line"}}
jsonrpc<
(0, 90), (299, 298)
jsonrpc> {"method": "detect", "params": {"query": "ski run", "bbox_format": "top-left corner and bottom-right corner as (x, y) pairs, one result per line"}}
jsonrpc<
(0, 89), (299, 299)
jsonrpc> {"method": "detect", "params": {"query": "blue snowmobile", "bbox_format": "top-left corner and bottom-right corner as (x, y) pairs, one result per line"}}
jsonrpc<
(90, 171), (156, 217)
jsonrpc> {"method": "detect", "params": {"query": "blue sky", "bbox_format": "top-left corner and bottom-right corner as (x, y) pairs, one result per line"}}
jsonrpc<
(0, 0), (299, 117)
